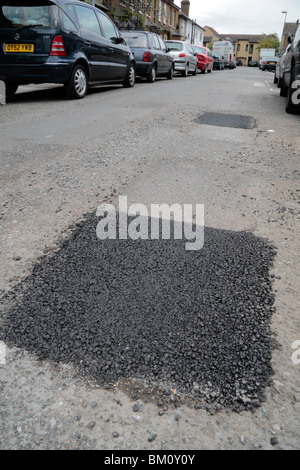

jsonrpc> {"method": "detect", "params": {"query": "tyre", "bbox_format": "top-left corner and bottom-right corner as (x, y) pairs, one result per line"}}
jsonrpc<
(182, 63), (189, 77)
(201, 66), (207, 74)
(207, 67), (212, 73)
(123, 63), (135, 88)
(274, 73), (278, 84)
(147, 65), (156, 83)
(65, 64), (88, 99)
(285, 68), (300, 114)
(166, 66), (173, 80)
(5, 82), (18, 97)
(192, 63), (197, 75)
(280, 75), (288, 97)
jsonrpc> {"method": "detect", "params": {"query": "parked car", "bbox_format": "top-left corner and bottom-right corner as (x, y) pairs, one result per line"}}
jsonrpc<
(164, 40), (198, 76)
(248, 60), (258, 67)
(274, 46), (289, 87)
(120, 30), (173, 82)
(0, 0), (136, 99)
(261, 57), (279, 71)
(279, 25), (300, 114)
(212, 53), (224, 70)
(190, 45), (214, 74)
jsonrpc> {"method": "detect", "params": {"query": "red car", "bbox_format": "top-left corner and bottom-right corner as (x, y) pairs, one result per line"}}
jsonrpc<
(190, 45), (214, 74)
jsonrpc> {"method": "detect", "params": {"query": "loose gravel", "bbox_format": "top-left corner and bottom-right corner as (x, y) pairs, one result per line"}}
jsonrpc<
(0, 215), (276, 413)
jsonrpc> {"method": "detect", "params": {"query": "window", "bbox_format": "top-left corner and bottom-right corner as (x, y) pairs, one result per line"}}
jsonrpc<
(74, 5), (101, 36)
(249, 44), (253, 54)
(152, 34), (160, 50)
(1, 5), (59, 28)
(97, 11), (119, 42)
(60, 10), (77, 32)
(121, 32), (147, 48)
(245, 44), (248, 52)
(158, 36), (166, 52)
(158, 0), (162, 22)
(163, 3), (167, 24)
(237, 44), (240, 51)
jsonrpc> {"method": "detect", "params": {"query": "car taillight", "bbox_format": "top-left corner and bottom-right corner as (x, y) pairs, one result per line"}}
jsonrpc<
(50, 36), (66, 56)
(179, 53), (187, 58)
(198, 54), (205, 60)
(143, 51), (151, 62)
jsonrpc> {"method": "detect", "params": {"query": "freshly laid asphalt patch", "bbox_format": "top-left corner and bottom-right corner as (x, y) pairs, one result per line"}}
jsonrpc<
(0, 215), (276, 412)
(195, 113), (257, 129)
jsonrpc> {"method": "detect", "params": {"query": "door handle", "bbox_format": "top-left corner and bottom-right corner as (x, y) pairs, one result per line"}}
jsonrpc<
(84, 41), (91, 47)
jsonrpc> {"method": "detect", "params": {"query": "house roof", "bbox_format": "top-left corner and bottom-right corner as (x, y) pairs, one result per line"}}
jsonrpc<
(217, 34), (272, 43)
(283, 21), (299, 37)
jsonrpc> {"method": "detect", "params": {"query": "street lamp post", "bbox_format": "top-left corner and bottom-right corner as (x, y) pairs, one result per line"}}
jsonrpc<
(281, 10), (288, 52)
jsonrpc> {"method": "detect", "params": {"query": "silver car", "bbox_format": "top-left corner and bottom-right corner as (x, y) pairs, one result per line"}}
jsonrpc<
(165, 40), (198, 77)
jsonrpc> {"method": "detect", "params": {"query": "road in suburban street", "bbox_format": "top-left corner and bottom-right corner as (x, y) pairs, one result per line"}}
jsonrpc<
(0, 66), (300, 450)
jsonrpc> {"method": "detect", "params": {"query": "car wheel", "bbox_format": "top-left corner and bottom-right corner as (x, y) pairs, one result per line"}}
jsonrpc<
(166, 66), (173, 80)
(147, 65), (157, 83)
(201, 65), (207, 74)
(285, 68), (300, 114)
(182, 63), (189, 77)
(207, 67), (212, 73)
(192, 63), (197, 75)
(5, 82), (18, 97)
(123, 63), (135, 88)
(273, 73), (278, 84)
(65, 64), (88, 99)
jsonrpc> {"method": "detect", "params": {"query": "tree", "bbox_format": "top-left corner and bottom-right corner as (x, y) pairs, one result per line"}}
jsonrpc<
(257, 33), (281, 53)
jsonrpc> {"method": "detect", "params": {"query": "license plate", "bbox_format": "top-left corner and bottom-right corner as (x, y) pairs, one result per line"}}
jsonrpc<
(269, 62), (275, 65)
(5, 43), (34, 53)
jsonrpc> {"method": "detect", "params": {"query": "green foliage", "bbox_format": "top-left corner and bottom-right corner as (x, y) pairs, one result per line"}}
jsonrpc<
(257, 33), (281, 53)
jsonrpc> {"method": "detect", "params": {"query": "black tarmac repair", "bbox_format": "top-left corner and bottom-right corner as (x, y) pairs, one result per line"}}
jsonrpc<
(0, 214), (276, 411)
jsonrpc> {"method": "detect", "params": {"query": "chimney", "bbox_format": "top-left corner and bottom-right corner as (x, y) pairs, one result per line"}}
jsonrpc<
(181, 0), (190, 17)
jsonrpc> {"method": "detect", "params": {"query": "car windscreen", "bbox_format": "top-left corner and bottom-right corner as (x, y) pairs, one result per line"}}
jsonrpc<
(0, 2), (59, 29)
(213, 55), (221, 59)
(165, 42), (183, 51)
(191, 46), (206, 54)
(121, 33), (148, 48)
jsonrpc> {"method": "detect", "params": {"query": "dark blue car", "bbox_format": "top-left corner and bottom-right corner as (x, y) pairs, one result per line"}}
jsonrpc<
(120, 30), (174, 82)
(0, 0), (136, 99)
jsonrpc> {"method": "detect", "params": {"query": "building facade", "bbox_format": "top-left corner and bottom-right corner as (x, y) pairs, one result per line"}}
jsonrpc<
(94, 0), (203, 43)
(204, 26), (272, 65)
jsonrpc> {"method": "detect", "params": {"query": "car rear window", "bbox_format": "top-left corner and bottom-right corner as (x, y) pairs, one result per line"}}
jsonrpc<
(0, 2), (59, 28)
(165, 41), (183, 51)
(191, 46), (206, 55)
(121, 33), (148, 48)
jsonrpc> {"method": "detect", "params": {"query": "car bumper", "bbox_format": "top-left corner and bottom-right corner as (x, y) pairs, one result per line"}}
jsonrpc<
(173, 60), (187, 71)
(262, 64), (276, 70)
(134, 62), (155, 76)
(197, 61), (207, 70)
(0, 60), (74, 85)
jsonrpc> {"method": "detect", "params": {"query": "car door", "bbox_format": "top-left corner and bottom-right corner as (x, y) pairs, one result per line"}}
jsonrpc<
(74, 3), (108, 81)
(152, 34), (164, 74)
(185, 43), (197, 70)
(157, 35), (171, 73)
(96, 11), (130, 80)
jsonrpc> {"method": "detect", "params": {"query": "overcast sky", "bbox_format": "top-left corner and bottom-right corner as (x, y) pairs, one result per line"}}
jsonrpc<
(174, 0), (299, 37)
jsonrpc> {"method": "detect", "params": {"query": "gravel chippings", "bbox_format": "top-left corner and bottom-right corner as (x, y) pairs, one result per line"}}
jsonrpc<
(0, 215), (276, 413)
